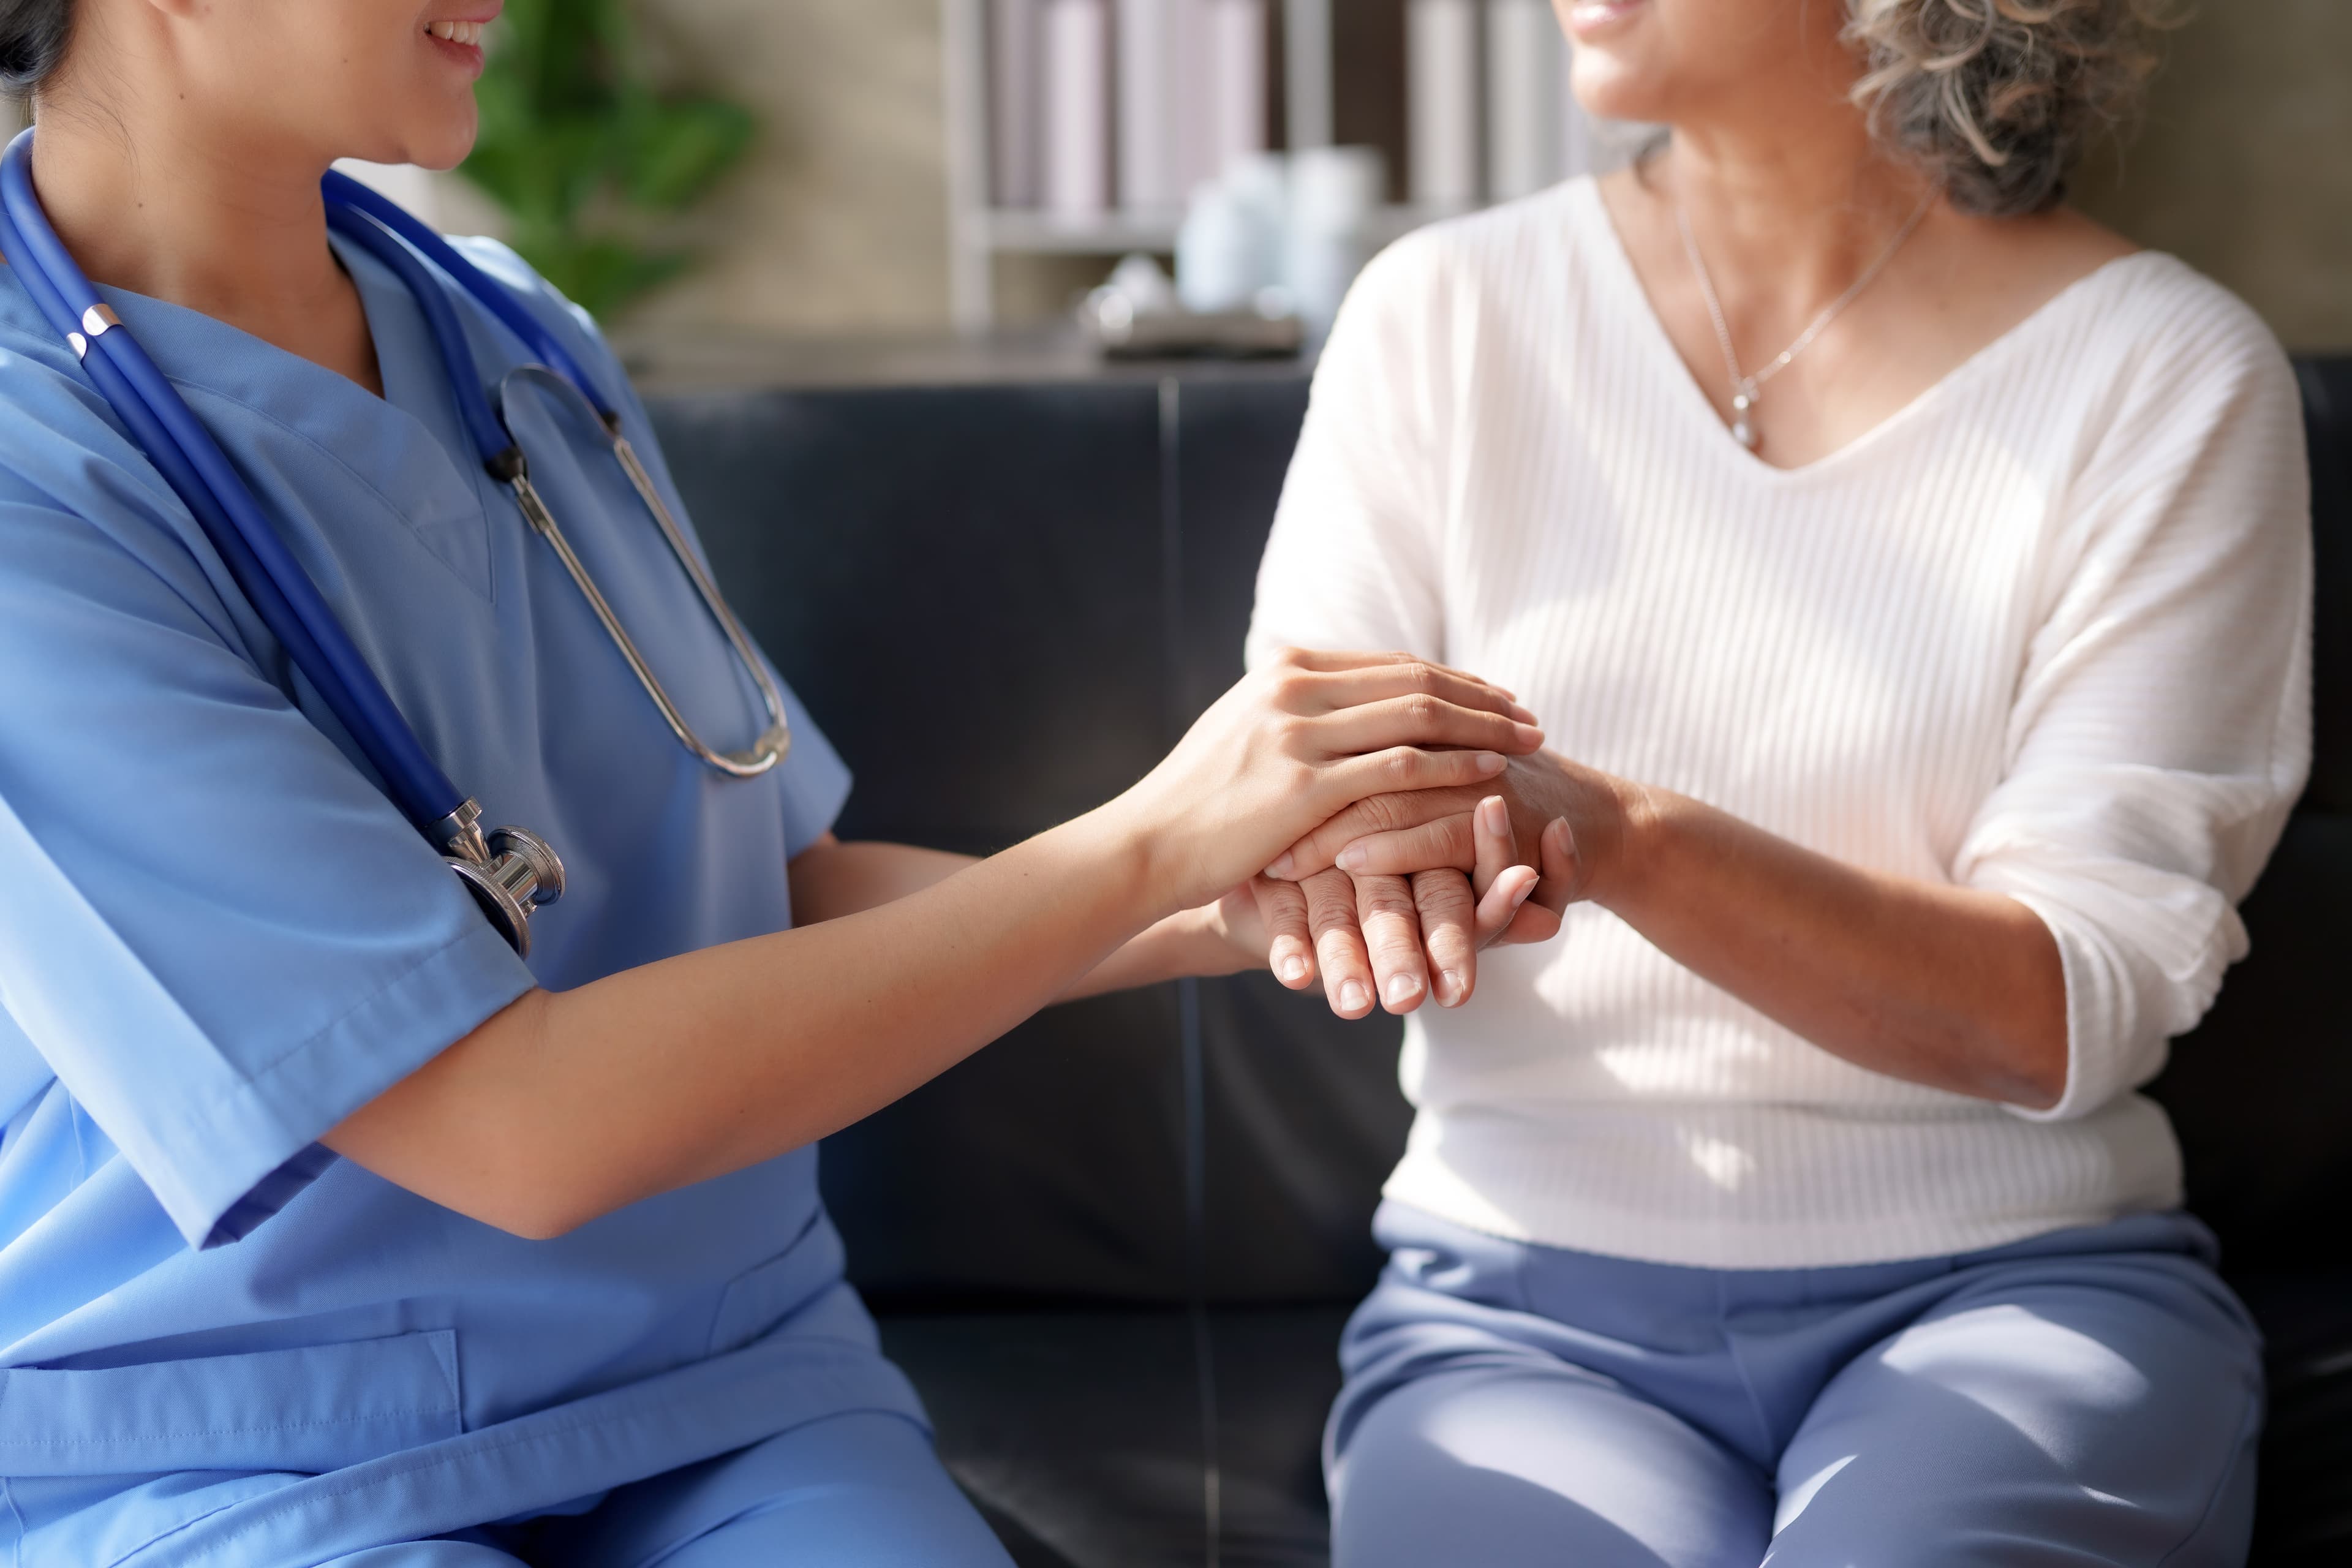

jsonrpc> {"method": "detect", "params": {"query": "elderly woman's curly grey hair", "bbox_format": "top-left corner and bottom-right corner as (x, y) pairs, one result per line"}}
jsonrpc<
(1846, 0), (2180, 217)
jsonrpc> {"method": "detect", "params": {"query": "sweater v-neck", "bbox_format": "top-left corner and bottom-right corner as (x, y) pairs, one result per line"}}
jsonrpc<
(1564, 177), (2163, 483)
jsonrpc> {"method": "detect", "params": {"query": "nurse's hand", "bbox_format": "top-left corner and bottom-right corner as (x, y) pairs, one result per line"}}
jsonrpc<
(1250, 796), (1566, 1016)
(1110, 647), (1545, 918)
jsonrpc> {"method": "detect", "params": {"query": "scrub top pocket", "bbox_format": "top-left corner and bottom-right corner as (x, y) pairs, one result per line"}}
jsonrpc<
(0, 1330), (463, 1478)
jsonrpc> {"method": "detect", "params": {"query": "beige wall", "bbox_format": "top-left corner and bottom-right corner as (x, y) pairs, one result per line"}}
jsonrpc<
(2075, 0), (2352, 350)
(627, 0), (953, 339)
(616, 2), (2352, 346)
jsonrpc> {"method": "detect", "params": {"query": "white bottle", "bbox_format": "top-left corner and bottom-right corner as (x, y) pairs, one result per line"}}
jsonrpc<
(1177, 152), (1287, 313)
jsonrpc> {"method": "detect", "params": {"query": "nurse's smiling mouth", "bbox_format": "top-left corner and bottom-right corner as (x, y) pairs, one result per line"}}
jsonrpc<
(423, 9), (497, 74)
(1566, 0), (1646, 40)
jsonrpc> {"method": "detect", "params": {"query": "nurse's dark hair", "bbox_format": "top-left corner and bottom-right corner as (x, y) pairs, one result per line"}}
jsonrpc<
(0, 0), (72, 98)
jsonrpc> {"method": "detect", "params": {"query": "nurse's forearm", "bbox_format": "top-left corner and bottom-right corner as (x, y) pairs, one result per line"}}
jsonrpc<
(788, 836), (1257, 999)
(785, 835), (974, 922)
(331, 812), (1163, 1239)
(1059, 903), (1257, 998)
(327, 649), (1540, 1237)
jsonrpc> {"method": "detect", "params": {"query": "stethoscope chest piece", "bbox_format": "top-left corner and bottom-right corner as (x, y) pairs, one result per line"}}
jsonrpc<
(436, 801), (565, 957)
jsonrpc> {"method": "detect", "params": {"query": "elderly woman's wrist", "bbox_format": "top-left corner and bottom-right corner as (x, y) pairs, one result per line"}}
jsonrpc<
(1584, 772), (1664, 913)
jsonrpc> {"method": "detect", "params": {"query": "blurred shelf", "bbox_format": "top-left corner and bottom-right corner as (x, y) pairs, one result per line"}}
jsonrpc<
(981, 208), (1185, 253)
(975, 202), (1462, 256)
(617, 325), (1315, 397)
(943, 0), (1336, 330)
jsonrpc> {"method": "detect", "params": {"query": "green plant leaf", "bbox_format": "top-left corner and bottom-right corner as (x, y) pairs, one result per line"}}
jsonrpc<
(516, 233), (692, 319)
(456, 0), (755, 320)
(623, 97), (757, 211)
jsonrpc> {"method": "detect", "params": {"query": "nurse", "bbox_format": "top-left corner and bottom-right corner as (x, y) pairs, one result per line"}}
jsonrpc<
(0, 2), (1551, 1564)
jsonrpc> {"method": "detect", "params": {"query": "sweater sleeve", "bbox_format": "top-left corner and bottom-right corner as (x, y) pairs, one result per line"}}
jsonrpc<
(1954, 292), (2314, 1123)
(1245, 235), (1454, 670)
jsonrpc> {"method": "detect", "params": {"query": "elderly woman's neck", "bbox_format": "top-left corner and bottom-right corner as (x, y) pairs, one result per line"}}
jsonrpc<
(1659, 107), (1939, 304)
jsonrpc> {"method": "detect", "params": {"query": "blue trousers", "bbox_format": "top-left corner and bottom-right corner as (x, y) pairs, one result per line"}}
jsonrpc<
(1329, 1203), (2263, 1568)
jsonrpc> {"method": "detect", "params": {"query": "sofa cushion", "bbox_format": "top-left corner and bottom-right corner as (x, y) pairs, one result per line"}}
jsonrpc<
(881, 1306), (1349, 1568)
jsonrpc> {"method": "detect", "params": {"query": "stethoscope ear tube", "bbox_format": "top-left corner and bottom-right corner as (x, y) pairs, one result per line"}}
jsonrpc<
(322, 170), (615, 420)
(0, 130), (563, 956)
(326, 202), (518, 475)
(497, 366), (791, 778)
(322, 205), (791, 778)
(0, 131), (468, 835)
(4, 131), (791, 956)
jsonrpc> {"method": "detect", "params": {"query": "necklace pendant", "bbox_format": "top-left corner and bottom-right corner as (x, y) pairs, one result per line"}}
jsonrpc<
(1730, 389), (1758, 449)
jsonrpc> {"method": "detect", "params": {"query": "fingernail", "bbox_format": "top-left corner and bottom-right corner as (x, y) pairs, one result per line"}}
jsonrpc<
(1480, 797), (1508, 835)
(1509, 702), (1537, 723)
(1265, 853), (1295, 879)
(1280, 955), (1308, 984)
(1340, 979), (1370, 1013)
(1438, 969), (1464, 1006)
(1336, 843), (1368, 872)
(1476, 752), (1506, 773)
(1384, 974), (1421, 1008)
(1512, 881), (1536, 908)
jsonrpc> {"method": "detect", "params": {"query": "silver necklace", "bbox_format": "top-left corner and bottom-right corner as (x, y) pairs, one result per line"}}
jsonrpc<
(1673, 186), (1935, 451)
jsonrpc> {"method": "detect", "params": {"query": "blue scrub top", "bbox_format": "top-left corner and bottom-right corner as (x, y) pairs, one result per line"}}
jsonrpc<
(0, 234), (924, 1559)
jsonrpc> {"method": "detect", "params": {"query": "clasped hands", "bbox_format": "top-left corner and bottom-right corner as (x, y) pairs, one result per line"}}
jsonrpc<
(1196, 651), (1629, 1019)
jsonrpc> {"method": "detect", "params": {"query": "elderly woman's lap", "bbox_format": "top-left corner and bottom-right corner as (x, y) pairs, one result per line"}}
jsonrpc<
(1326, 1203), (2261, 1568)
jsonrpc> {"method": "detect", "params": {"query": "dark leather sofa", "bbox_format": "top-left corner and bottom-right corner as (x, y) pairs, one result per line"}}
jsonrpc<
(644, 355), (2351, 1568)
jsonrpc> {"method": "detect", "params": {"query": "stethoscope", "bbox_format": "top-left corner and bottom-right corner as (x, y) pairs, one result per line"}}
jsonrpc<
(0, 129), (790, 956)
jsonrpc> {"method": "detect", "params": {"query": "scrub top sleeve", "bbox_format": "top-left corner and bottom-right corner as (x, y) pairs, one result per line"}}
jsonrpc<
(767, 672), (854, 858)
(0, 476), (536, 1250)
(446, 238), (856, 856)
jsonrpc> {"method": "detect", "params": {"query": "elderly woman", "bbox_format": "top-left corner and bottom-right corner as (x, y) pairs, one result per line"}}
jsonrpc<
(1241, 0), (2313, 1562)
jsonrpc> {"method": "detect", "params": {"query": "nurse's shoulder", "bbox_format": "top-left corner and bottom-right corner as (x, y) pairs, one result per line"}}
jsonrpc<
(442, 238), (635, 405)
(0, 270), (225, 585)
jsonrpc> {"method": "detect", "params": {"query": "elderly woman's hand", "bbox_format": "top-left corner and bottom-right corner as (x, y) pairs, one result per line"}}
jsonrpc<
(1251, 752), (1642, 1016)
(1245, 793), (1563, 1017)
(1275, 753), (1631, 894)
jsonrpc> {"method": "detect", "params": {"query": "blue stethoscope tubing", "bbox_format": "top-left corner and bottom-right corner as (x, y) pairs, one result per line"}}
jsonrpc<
(0, 136), (469, 835)
(0, 126), (788, 953)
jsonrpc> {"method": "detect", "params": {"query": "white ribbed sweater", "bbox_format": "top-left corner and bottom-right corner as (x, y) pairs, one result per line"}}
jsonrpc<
(1246, 179), (2313, 1268)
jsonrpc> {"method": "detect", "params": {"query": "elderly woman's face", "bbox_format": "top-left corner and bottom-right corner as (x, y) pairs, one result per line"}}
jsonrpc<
(1554, 0), (1851, 125)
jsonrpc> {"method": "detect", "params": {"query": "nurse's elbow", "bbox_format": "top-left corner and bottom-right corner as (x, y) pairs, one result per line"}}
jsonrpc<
(488, 1194), (594, 1243)
(327, 989), (614, 1240)
(486, 1163), (636, 1241)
